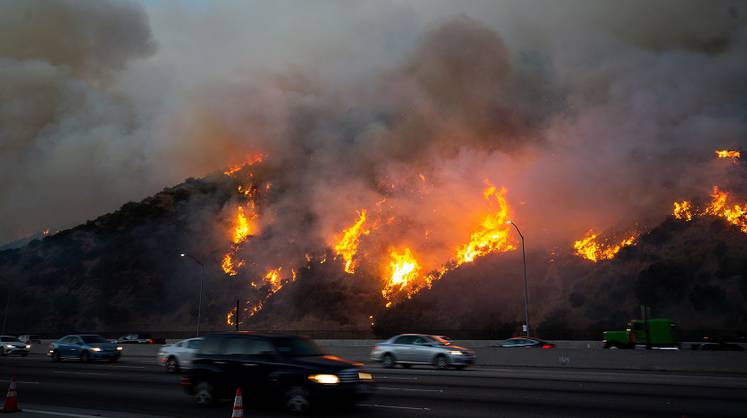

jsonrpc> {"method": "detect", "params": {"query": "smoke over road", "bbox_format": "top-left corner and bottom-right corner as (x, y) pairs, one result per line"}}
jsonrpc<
(2, 1), (746, 316)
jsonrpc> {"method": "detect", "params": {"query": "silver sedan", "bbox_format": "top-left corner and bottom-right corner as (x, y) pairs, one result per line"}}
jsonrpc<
(370, 334), (475, 369)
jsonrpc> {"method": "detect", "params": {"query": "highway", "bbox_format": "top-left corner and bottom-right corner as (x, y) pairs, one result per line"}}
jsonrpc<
(1, 352), (746, 417)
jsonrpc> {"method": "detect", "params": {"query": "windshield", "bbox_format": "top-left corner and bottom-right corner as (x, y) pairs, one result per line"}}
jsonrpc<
(81, 335), (109, 344)
(430, 335), (451, 346)
(272, 336), (326, 357)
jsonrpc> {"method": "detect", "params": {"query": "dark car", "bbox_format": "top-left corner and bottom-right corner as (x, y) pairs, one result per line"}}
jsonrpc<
(495, 337), (555, 349)
(695, 342), (745, 351)
(117, 333), (166, 344)
(182, 332), (374, 413)
(48, 334), (123, 362)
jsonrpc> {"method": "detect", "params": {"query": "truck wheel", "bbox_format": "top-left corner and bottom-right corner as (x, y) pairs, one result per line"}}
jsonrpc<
(194, 381), (215, 406)
(284, 386), (311, 414)
(608, 345), (619, 350)
(382, 353), (395, 368)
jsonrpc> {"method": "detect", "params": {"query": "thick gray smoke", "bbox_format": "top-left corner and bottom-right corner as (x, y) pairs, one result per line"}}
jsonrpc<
(2, 0), (746, 261)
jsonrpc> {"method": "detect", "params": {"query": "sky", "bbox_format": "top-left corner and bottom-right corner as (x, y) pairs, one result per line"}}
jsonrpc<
(1, 0), (746, 246)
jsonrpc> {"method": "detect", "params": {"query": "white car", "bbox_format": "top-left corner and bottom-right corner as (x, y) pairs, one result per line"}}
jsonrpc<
(0, 335), (30, 356)
(157, 337), (202, 373)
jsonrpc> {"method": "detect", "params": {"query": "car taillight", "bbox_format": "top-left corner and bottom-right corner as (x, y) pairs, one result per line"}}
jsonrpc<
(542, 344), (554, 349)
(148, 339), (155, 344)
(180, 376), (191, 386)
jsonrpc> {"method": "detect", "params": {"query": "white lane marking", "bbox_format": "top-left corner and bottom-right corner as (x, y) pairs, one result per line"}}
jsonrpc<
(52, 371), (108, 376)
(23, 408), (110, 417)
(379, 387), (444, 393)
(359, 403), (431, 411)
(106, 365), (146, 369)
(376, 376), (419, 380)
(0, 379), (39, 384)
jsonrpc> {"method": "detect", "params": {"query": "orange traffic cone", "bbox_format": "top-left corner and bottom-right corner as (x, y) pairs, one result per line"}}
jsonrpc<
(2, 377), (20, 413)
(231, 387), (244, 418)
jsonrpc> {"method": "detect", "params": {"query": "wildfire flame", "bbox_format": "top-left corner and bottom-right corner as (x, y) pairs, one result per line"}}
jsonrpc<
(223, 153), (265, 176)
(704, 186), (747, 232)
(715, 149), (741, 160)
(381, 248), (421, 307)
(673, 201), (693, 221)
(221, 254), (245, 277)
(333, 210), (370, 274)
(232, 204), (257, 244)
(455, 185), (514, 265)
(573, 231), (637, 262)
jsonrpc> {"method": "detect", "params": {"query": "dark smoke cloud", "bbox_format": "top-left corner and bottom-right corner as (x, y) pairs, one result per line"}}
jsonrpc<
(2, 0), (747, 265)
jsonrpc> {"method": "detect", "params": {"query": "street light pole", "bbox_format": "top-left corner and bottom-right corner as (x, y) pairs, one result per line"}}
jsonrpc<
(507, 221), (530, 337)
(180, 253), (205, 337)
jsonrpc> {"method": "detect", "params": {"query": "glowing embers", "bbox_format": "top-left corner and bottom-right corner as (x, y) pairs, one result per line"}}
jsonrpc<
(715, 149), (741, 160)
(333, 210), (370, 274)
(573, 231), (637, 262)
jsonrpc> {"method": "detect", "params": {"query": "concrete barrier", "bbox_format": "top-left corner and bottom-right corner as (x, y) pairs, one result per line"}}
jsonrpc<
(33, 339), (747, 374)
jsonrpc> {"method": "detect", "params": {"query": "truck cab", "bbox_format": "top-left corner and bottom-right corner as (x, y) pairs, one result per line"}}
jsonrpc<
(603, 318), (679, 349)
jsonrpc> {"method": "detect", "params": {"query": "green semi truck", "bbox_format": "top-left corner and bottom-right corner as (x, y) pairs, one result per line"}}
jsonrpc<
(602, 318), (679, 349)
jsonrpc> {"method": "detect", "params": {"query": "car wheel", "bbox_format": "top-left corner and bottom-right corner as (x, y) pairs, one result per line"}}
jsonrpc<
(51, 350), (61, 362)
(80, 351), (90, 363)
(434, 355), (449, 370)
(0, 347), (5, 356)
(284, 386), (311, 414)
(194, 381), (215, 406)
(166, 357), (180, 373)
(382, 353), (396, 368)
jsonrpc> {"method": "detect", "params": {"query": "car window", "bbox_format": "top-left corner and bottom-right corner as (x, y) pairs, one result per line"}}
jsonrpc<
(272, 336), (326, 357)
(502, 339), (518, 346)
(175, 342), (184, 348)
(81, 335), (108, 344)
(393, 335), (416, 345)
(187, 339), (202, 350)
(199, 335), (223, 355)
(224, 337), (253, 355)
(413, 337), (430, 345)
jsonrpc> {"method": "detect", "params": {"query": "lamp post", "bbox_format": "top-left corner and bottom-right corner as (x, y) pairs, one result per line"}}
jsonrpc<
(507, 221), (530, 337)
(180, 253), (205, 337)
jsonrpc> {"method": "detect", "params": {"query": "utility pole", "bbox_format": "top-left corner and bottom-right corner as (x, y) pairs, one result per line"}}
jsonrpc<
(235, 299), (240, 331)
(180, 253), (205, 337)
(507, 221), (530, 337)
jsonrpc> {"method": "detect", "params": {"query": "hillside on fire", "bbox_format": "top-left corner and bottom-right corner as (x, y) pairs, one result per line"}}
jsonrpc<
(1, 159), (746, 338)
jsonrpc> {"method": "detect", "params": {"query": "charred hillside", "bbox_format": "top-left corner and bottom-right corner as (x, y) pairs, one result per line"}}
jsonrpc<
(372, 216), (747, 340)
(0, 174), (245, 334)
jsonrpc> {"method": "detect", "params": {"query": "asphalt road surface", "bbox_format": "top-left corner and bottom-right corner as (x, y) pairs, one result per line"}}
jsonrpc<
(1, 353), (746, 417)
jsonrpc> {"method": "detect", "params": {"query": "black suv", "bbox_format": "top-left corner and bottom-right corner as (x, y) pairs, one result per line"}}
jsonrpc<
(182, 332), (374, 412)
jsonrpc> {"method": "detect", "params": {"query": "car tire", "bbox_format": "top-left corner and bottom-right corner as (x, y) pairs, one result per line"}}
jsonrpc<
(382, 353), (396, 368)
(284, 386), (311, 414)
(51, 350), (61, 362)
(80, 351), (90, 363)
(166, 357), (180, 373)
(434, 355), (449, 370)
(194, 381), (215, 406)
(0, 347), (5, 356)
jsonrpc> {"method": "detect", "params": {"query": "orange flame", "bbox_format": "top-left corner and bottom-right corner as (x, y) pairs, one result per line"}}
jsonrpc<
(381, 248), (421, 306)
(703, 186), (747, 232)
(221, 254), (245, 276)
(573, 231), (637, 262)
(673, 200), (693, 221)
(455, 185), (514, 265)
(715, 149), (741, 160)
(232, 203), (258, 244)
(223, 153), (265, 176)
(333, 210), (370, 274)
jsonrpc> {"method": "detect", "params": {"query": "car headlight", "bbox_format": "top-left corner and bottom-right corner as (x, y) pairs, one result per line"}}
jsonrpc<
(25, 345), (31, 349)
(116, 346), (124, 351)
(308, 374), (340, 384)
(91, 347), (102, 352)
(6, 345), (13, 348)
(448, 350), (463, 355)
(358, 372), (373, 380)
